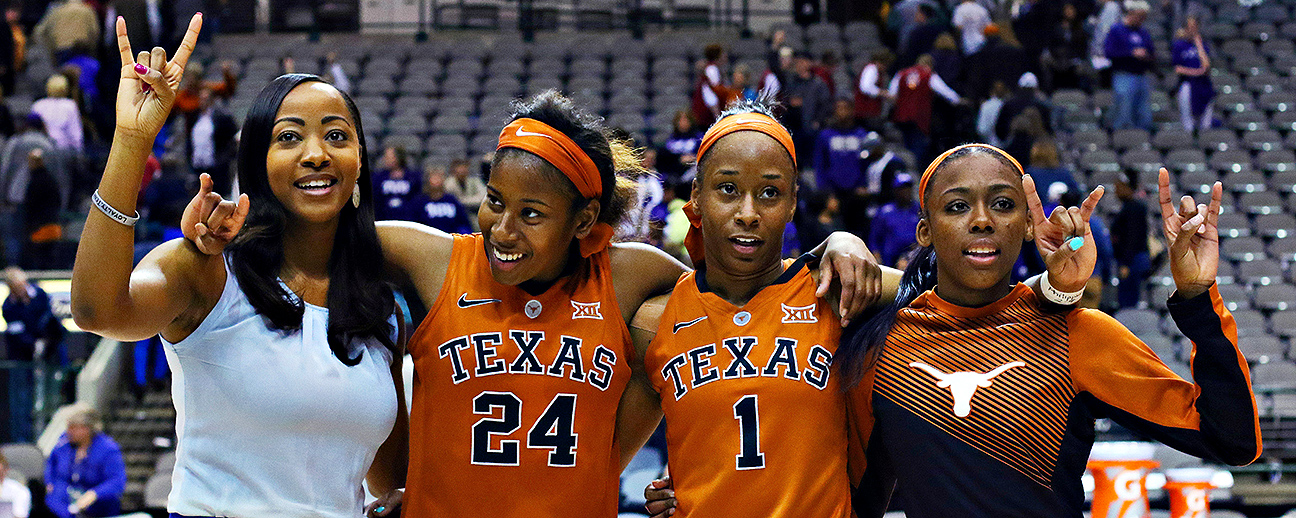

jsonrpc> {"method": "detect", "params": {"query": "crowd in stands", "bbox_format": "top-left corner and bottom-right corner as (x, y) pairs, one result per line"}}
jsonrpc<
(0, 0), (1219, 324)
(0, 0), (1226, 312)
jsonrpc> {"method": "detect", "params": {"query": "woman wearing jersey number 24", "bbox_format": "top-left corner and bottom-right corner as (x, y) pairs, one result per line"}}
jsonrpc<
(182, 90), (884, 517)
(638, 101), (1107, 517)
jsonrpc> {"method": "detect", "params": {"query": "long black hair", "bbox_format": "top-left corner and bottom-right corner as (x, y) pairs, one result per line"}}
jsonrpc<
(226, 73), (395, 366)
(836, 145), (1021, 386)
(492, 89), (644, 229)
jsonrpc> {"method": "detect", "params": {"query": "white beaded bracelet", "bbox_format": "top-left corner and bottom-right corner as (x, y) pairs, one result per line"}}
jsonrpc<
(92, 190), (140, 227)
(1040, 271), (1084, 306)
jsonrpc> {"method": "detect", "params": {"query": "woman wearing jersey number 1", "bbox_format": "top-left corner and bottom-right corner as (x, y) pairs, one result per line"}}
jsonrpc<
(839, 149), (1259, 517)
(182, 90), (884, 517)
(70, 16), (409, 518)
(637, 103), (1107, 517)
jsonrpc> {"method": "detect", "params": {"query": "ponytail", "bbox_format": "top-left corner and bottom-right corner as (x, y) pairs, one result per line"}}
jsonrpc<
(836, 246), (938, 388)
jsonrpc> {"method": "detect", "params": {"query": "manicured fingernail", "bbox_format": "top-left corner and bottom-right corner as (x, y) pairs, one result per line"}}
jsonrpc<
(134, 63), (148, 74)
(375, 506), (385, 513)
(1068, 237), (1083, 251)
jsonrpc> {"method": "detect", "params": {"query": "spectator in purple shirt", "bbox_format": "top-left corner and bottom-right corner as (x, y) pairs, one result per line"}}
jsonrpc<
(406, 165), (472, 234)
(1171, 16), (1214, 132)
(1104, 0), (1154, 131)
(657, 110), (702, 185)
(371, 146), (421, 221)
(814, 99), (871, 197)
(868, 173), (921, 268)
(44, 405), (126, 518)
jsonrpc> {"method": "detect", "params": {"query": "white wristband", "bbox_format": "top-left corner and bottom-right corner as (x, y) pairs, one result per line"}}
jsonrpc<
(1040, 271), (1084, 306)
(92, 190), (140, 227)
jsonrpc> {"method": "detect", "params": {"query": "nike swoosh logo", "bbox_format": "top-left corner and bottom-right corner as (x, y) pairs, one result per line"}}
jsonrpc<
(458, 293), (502, 308)
(673, 316), (708, 334)
(516, 127), (552, 139)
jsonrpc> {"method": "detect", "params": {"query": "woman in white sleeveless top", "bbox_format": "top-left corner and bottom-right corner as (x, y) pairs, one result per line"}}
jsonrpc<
(69, 16), (407, 518)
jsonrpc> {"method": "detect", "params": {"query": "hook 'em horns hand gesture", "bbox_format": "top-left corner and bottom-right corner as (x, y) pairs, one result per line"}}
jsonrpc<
(1157, 167), (1221, 300)
(1023, 174), (1104, 293)
(114, 13), (202, 141)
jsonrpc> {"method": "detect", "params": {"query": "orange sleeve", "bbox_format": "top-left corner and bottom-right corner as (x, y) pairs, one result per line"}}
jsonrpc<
(1068, 284), (1261, 465)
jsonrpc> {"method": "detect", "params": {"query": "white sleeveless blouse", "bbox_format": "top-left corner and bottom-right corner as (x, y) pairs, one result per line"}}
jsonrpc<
(160, 259), (398, 518)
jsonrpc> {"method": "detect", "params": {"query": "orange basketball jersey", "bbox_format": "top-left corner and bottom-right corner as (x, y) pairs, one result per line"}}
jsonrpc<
(645, 258), (851, 518)
(404, 234), (632, 517)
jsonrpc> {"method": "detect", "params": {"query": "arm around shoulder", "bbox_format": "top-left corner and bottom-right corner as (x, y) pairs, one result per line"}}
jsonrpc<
(610, 242), (689, 316)
(376, 221), (456, 303)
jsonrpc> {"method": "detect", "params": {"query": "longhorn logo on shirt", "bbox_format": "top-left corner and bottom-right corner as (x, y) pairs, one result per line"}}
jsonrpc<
(780, 303), (818, 324)
(525, 299), (543, 319)
(908, 361), (1026, 418)
(571, 300), (603, 320)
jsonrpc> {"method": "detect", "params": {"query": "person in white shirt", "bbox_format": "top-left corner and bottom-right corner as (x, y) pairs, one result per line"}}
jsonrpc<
(72, 17), (406, 518)
(0, 452), (31, 518)
(977, 80), (1011, 146)
(953, 0), (992, 55)
(855, 50), (895, 127)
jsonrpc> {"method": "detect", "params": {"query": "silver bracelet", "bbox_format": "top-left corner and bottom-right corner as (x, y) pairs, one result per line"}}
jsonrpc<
(1040, 271), (1084, 306)
(92, 189), (140, 227)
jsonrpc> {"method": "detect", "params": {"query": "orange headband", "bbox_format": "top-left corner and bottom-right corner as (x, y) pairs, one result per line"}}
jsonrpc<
(918, 143), (1025, 212)
(497, 118), (612, 257)
(683, 113), (797, 266)
(695, 112), (798, 169)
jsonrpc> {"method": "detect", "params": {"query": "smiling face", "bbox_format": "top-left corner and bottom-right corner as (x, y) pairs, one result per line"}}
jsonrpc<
(480, 152), (598, 286)
(265, 82), (362, 225)
(917, 152), (1032, 306)
(693, 130), (797, 279)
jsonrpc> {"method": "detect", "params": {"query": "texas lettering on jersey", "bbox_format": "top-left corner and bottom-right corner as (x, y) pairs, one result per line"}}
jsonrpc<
(658, 335), (835, 400)
(436, 330), (620, 391)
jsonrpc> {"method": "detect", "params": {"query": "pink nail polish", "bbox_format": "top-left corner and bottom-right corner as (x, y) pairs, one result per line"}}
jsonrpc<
(134, 63), (148, 74)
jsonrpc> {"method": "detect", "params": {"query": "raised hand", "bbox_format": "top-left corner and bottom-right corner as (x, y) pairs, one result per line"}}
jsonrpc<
(1023, 174), (1104, 293)
(114, 13), (202, 140)
(181, 173), (249, 255)
(1157, 167), (1220, 299)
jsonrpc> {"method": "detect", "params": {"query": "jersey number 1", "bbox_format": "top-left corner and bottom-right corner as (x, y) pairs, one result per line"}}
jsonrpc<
(472, 391), (579, 467)
(734, 395), (765, 470)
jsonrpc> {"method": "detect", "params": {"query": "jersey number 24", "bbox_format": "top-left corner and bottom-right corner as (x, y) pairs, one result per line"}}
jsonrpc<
(472, 391), (579, 467)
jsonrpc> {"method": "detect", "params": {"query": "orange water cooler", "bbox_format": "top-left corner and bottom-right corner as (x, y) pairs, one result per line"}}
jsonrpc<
(1088, 442), (1160, 518)
(1164, 468), (1215, 518)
